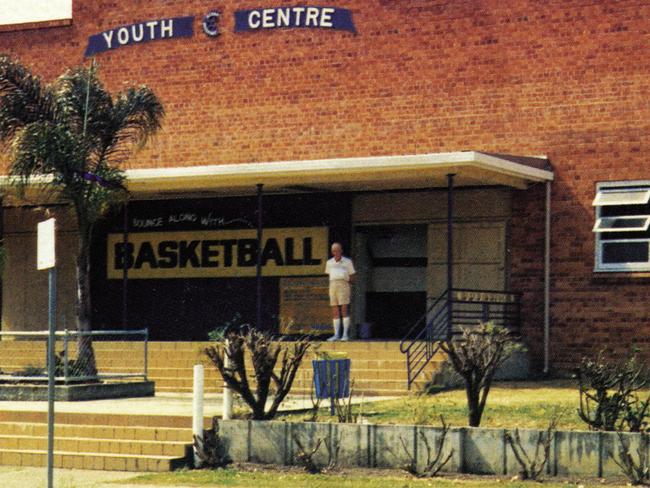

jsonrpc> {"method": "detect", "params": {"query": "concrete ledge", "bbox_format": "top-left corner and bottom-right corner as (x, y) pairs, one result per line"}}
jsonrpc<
(0, 381), (155, 401)
(217, 419), (649, 480)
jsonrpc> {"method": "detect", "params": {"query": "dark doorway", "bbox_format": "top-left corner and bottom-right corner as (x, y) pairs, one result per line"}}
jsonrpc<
(365, 291), (427, 339)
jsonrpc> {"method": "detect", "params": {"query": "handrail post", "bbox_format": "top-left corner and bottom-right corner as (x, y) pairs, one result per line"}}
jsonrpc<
(144, 328), (149, 381)
(63, 327), (69, 384)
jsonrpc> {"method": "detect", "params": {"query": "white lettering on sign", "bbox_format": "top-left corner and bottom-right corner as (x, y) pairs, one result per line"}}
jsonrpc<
(248, 11), (261, 29)
(276, 8), (290, 27)
(305, 7), (319, 27)
(293, 7), (305, 25)
(102, 30), (114, 49)
(101, 20), (175, 49)
(245, 7), (342, 30)
(146, 20), (158, 38)
(117, 27), (129, 45)
(160, 19), (174, 38)
(320, 8), (334, 27)
(132, 24), (144, 42)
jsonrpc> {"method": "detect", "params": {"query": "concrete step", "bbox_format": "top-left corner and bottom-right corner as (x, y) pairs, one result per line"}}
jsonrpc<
(0, 340), (446, 396)
(0, 434), (189, 457)
(0, 413), (193, 472)
(0, 422), (192, 442)
(0, 411), (193, 429)
(0, 449), (185, 471)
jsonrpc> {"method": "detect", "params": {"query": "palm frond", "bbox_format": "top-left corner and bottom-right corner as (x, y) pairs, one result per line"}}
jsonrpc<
(56, 63), (114, 142)
(0, 55), (57, 142)
(106, 85), (164, 153)
(8, 121), (86, 196)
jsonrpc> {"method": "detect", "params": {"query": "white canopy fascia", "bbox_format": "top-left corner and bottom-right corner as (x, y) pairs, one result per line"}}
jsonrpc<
(0, 151), (553, 200)
(124, 151), (552, 195)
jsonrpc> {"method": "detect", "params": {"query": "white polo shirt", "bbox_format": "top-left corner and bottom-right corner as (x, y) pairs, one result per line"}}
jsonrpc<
(325, 256), (356, 282)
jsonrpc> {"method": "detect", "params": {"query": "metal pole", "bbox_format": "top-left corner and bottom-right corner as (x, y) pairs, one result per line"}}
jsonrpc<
(144, 328), (149, 381)
(46, 267), (57, 488)
(192, 364), (204, 468)
(122, 193), (129, 329)
(255, 183), (264, 330)
(222, 339), (233, 420)
(63, 326), (69, 385)
(446, 174), (455, 340)
(544, 180), (551, 374)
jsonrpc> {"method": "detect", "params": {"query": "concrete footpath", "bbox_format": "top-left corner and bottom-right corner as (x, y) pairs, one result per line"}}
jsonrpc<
(0, 391), (394, 418)
(0, 466), (146, 488)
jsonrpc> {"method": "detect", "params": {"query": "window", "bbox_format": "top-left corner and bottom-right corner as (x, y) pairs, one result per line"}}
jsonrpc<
(0, 0), (71, 28)
(593, 182), (650, 271)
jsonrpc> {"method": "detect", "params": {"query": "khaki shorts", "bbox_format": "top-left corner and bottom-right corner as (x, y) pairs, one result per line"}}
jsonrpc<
(329, 280), (351, 306)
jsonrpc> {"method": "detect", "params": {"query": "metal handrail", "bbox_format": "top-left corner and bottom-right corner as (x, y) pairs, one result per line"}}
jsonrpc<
(0, 328), (149, 384)
(399, 289), (448, 354)
(400, 288), (522, 389)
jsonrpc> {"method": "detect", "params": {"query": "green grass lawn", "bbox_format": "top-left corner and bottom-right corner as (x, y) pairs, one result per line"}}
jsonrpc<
(279, 380), (594, 430)
(125, 467), (630, 487)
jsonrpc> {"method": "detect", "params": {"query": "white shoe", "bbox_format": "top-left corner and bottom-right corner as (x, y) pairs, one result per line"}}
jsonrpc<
(327, 335), (340, 342)
(340, 336), (349, 341)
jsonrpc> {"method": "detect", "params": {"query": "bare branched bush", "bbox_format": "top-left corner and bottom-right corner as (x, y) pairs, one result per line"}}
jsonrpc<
(505, 418), (557, 480)
(334, 381), (358, 423)
(192, 418), (231, 469)
(292, 432), (342, 474)
(205, 329), (311, 420)
(611, 432), (649, 485)
(577, 350), (649, 432)
(439, 323), (516, 427)
(306, 388), (323, 423)
(293, 435), (323, 474)
(400, 416), (454, 477)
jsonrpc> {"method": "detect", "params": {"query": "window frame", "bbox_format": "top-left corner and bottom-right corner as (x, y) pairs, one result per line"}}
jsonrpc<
(593, 181), (650, 272)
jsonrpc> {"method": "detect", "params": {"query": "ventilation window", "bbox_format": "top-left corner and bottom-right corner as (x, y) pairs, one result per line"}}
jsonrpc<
(593, 183), (650, 271)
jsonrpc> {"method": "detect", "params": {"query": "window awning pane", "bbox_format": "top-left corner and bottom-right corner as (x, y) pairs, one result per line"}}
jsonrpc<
(593, 216), (650, 232)
(593, 188), (650, 206)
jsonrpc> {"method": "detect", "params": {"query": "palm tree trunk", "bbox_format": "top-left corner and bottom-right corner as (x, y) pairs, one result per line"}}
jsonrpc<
(76, 224), (97, 378)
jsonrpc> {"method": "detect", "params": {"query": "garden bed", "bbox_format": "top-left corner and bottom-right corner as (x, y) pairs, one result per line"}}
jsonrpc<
(279, 380), (607, 430)
(0, 380), (155, 401)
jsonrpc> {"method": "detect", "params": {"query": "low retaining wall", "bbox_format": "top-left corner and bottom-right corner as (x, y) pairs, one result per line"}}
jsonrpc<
(0, 381), (155, 401)
(217, 419), (649, 479)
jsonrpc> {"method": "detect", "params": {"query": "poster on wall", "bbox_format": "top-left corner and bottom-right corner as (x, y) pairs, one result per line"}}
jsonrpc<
(279, 276), (331, 335)
(107, 226), (328, 279)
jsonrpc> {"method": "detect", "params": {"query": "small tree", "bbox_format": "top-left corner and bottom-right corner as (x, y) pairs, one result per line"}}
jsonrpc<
(439, 322), (515, 427)
(205, 328), (310, 420)
(577, 349), (649, 432)
(0, 56), (163, 376)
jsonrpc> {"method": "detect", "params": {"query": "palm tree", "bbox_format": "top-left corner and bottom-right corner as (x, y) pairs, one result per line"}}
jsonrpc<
(0, 56), (164, 376)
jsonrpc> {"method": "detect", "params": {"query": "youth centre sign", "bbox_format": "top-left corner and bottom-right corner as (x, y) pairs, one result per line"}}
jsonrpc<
(107, 227), (328, 279)
(83, 6), (355, 56)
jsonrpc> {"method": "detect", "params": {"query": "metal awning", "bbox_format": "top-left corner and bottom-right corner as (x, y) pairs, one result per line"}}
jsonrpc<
(124, 151), (552, 196)
(0, 151), (552, 202)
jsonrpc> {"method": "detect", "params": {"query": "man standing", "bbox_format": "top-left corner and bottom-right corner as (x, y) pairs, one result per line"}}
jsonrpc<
(325, 242), (355, 341)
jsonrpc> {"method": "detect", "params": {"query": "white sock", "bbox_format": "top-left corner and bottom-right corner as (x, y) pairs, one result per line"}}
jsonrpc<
(342, 317), (350, 338)
(332, 319), (341, 338)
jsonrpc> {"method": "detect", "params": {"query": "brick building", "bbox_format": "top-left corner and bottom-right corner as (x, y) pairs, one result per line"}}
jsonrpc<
(0, 0), (649, 374)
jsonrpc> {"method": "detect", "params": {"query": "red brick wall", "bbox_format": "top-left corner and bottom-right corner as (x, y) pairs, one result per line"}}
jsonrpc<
(2, 0), (650, 369)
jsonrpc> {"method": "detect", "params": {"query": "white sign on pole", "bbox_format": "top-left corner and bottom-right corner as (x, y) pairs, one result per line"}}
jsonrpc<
(37, 218), (56, 270)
